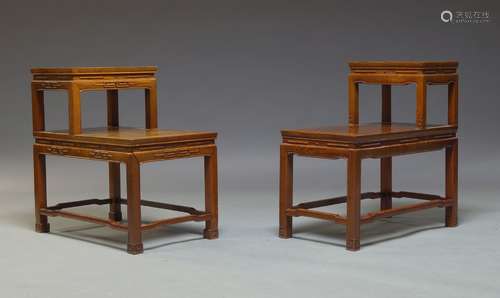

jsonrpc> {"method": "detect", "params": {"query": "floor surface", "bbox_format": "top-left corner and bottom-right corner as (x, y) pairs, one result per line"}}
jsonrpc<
(1, 186), (499, 298)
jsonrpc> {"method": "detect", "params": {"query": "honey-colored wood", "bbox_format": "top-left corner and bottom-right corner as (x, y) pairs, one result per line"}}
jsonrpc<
(445, 139), (458, 227)
(282, 122), (457, 146)
(40, 197), (209, 230)
(68, 84), (81, 134)
(31, 66), (159, 133)
(294, 192), (382, 209)
(31, 86), (45, 131)
(380, 84), (392, 210)
(142, 214), (211, 231)
(145, 84), (158, 129)
(126, 155), (142, 254)
(380, 157), (392, 210)
(203, 146), (219, 239)
(361, 199), (454, 224)
(416, 77), (427, 128)
(31, 66), (157, 76)
(33, 146), (49, 233)
(348, 76), (359, 125)
(381, 85), (391, 124)
(41, 208), (128, 230)
(279, 145), (293, 238)
(279, 61), (459, 250)
(106, 90), (122, 221)
(349, 61), (458, 73)
(287, 208), (347, 224)
(346, 151), (361, 251)
(107, 90), (119, 127)
(34, 127), (217, 147)
(448, 80), (458, 125)
(31, 66), (219, 254)
(108, 162), (122, 221)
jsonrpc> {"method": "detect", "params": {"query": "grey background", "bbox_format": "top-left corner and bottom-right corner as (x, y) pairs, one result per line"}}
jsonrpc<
(1, 0), (499, 297)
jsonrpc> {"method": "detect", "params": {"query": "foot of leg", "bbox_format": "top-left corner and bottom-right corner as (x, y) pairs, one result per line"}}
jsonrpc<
(203, 228), (219, 239)
(279, 227), (292, 239)
(127, 243), (144, 255)
(35, 223), (50, 233)
(108, 211), (123, 222)
(346, 239), (360, 251)
(445, 207), (458, 227)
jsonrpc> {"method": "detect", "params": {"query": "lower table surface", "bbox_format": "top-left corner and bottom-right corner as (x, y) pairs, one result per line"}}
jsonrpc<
(282, 122), (457, 144)
(34, 127), (217, 146)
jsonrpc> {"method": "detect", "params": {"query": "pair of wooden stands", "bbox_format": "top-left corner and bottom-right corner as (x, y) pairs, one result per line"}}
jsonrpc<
(280, 61), (459, 250)
(32, 61), (458, 253)
(32, 67), (218, 254)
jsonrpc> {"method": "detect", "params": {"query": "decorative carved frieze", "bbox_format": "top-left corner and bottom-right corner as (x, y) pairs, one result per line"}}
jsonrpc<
(89, 151), (113, 159)
(38, 82), (65, 89)
(46, 146), (69, 155)
(95, 81), (132, 88)
(153, 149), (201, 159)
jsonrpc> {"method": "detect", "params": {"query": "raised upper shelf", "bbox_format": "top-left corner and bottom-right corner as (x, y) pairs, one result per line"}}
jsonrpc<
(31, 66), (157, 80)
(349, 61), (458, 74)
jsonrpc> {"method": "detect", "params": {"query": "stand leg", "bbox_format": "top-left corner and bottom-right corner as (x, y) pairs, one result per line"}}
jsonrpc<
(346, 152), (361, 251)
(445, 140), (458, 227)
(380, 84), (392, 210)
(380, 157), (392, 210)
(108, 162), (122, 221)
(34, 146), (50, 233)
(126, 156), (143, 254)
(106, 90), (122, 221)
(203, 147), (219, 239)
(279, 145), (293, 238)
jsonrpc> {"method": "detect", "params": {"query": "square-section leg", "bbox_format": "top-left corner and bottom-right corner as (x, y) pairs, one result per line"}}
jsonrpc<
(108, 161), (123, 221)
(204, 147), (219, 239)
(279, 145), (293, 238)
(33, 147), (50, 233)
(126, 156), (143, 254)
(445, 140), (458, 227)
(346, 152), (361, 251)
(380, 157), (392, 210)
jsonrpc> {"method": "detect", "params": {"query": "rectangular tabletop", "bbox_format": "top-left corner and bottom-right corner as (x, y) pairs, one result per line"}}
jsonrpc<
(31, 66), (157, 75)
(282, 122), (457, 144)
(349, 61), (458, 73)
(34, 127), (217, 146)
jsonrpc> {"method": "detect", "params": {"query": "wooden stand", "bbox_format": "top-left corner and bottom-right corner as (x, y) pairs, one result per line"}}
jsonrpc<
(32, 67), (218, 254)
(279, 61), (458, 251)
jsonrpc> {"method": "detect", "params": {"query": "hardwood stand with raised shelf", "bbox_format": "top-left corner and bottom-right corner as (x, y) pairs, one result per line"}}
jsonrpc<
(32, 66), (218, 254)
(279, 61), (459, 251)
